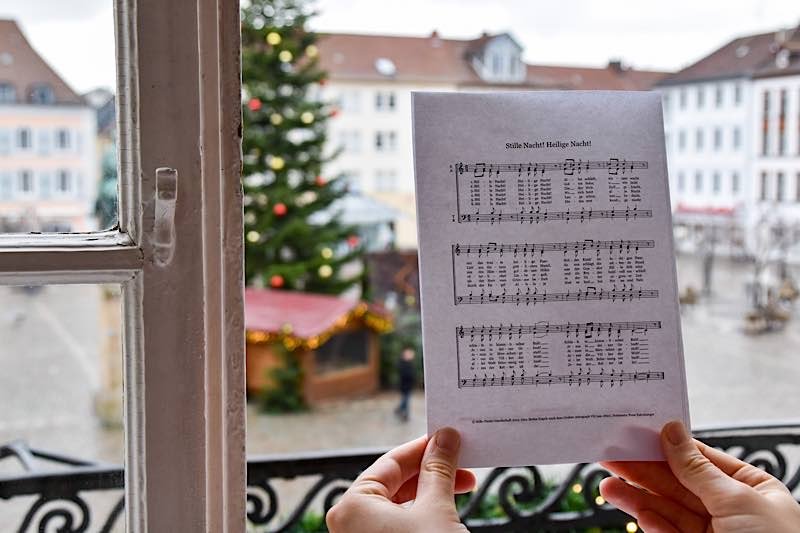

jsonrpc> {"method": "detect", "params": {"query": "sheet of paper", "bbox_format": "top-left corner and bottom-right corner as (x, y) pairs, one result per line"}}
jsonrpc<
(412, 91), (690, 468)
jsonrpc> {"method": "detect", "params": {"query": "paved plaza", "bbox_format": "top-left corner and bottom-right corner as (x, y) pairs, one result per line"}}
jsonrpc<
(1, 255), (800, 525)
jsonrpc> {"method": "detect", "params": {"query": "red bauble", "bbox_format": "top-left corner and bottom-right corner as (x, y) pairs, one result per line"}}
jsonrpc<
(273, 202), (287, 216)
(319, 78), (328, 86)
(270, 275), (284, 288)
(315, 175), (326, 186)
(347, 235), (360, 248)
(329, 108), (339, 118)
(248, 98), (262, 111)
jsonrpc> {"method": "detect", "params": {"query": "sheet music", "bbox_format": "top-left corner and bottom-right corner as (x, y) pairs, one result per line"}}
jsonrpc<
(412, 91), (689, 467)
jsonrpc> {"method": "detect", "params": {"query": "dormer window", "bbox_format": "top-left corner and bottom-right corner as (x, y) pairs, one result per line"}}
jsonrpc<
(0, 82), (16, 104)
(471, 33), (525, 84)
(29, 83), (55, 104)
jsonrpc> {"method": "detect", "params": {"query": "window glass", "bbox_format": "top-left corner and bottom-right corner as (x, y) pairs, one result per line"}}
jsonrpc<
(0, 9), (117, 234)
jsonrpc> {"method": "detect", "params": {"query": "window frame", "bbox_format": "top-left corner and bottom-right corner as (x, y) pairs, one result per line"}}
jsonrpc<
(0, 0), (245, 531)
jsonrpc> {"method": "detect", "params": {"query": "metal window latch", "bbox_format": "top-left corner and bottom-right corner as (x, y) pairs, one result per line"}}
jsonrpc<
(152, 167), (178, 266)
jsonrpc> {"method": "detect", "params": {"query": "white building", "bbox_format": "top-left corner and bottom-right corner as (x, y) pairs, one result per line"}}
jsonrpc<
(318, 31), (666, 249)
(0, 19), (98, 232)
(658, 24), (800, 258)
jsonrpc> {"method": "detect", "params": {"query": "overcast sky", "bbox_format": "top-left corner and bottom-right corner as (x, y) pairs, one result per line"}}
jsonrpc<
(0, 0), (797, 94)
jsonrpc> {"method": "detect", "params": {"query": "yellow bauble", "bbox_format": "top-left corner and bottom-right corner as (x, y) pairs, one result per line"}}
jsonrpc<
(266, 32), (281, 45)
(246, 231), (260, 243)
(278, 50), (293, 63)
(318, 264), (333, 278)
(321, 247), (333, 259)
(281, 322), (293, 334)
(269, 156), (285, 170)
(305, 44), (318, 58)
(300, 111), (314, 124)
(270, 113), (283, 125)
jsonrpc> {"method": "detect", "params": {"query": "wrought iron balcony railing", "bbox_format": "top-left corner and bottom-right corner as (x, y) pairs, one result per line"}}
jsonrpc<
(2, 422), (800, 532)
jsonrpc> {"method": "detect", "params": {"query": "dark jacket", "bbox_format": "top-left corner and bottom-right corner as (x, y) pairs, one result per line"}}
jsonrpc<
(398, 359), (416, 393)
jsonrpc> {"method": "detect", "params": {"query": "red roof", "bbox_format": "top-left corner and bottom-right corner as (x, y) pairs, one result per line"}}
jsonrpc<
(245, 288), (381, 339)
(317, 31), (666, 90)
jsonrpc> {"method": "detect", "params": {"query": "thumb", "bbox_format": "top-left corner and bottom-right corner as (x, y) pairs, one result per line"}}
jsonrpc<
(661, 420), (745, 512)
(415, 427), (461, 505)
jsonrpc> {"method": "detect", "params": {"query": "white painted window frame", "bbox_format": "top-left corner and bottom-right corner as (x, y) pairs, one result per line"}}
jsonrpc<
(0, 0), (245, 531)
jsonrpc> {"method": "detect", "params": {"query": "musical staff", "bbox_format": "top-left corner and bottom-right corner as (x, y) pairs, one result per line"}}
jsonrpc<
(458, 370), (664, 388)
(457, 320), (661, 339)
(457, 207), (651, 224)
(455, 288), (659, 305)
(452, 158), (648, 178)
(453, 239), (654, 257)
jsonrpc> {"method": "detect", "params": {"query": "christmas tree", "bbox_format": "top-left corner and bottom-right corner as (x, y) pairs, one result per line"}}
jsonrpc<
(241, 0), (362, 295)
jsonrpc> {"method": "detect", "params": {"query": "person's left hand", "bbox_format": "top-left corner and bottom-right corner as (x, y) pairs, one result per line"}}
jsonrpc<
(326, 428), (477, 532)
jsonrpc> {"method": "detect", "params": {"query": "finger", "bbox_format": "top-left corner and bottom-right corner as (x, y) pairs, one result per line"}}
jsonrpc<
(415, 427), (461, 504)
(599, 477), (707, 533)
(694, 440), (775, 487)
(392, 469), (477, 504)
(637, 510), (681, 533)
(348, 435), (428, 499)
(661, 421), (750, 513)
(599, 460), (706, 515)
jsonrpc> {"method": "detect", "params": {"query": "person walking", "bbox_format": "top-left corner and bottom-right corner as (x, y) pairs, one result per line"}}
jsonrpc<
(394, 346), (416, 422)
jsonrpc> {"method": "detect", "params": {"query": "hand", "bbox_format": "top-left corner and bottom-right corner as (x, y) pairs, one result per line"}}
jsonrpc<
(326, 428), (476, 533)
(600, 420), (800, 532)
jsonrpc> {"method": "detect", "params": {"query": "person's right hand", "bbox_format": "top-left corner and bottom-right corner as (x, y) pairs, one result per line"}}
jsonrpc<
(600, 420), (800, 533)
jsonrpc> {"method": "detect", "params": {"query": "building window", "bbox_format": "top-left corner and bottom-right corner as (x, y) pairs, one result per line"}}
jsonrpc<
(694, 171), (703, 193)
(731, 172), (740, 194)
(341, 170), (361, 192)
(695, 128), (703, 151)
(28, 83), (55, 104)
(760, 171), (768, 201)
(338, 90), (361, 113)
(338, 130), (361, 153)
(761, 91), (770, 156)
(678, 130), (686, 151)
(0, 172), (11, 199)
(734, 83), (742, 105)
(56, 128), (71, 149)
(778, 89), (787, 156)
(732, 127), (741, 150)
(375, 169), (397, 192)
(662, 94), (670, 113)
(0, 128), (10, 155)
(796, 173), (800, 202)
(679, 89), (686, 109)
(0, 81), (16, 103)
(18, 169), (33, 194)
(713, 128), (722, 150)
(715, 85), (723, 107)
(712, 172), (721, 194)
(696, 86), (704, 108)
(56, 169), (71, 193)
(375, 91), (396, 111)
(492, 53), (502, 75)
(375, 130), (397, 152)
(678, 171), (685, 192)
(776, 172), (785, 201)
(17, 127), (31, 149)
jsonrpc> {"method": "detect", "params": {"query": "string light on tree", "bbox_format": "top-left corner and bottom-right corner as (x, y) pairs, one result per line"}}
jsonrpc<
(625, 522), (639, 533)
(318, 264), (333, 278)
(269, 156), (285, 170)
(266, 31), (281, 45)
(278, 50), (293, 63)
(270, 113), (283, 125)
(321, 247), (333, 259)
(300, 111), (314, 124)
(305, 44), (318, 57)
(247, 230), (260, 243)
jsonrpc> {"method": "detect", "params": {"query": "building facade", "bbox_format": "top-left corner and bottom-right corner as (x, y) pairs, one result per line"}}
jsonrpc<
(658, 24), (800, 259)
(0, 20), (98, 232)
(317, 31), (666, 249)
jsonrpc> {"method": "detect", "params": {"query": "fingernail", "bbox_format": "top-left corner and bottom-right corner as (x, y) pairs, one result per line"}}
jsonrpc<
(434, 427), (460, 454)
(664, 420), (689, 445)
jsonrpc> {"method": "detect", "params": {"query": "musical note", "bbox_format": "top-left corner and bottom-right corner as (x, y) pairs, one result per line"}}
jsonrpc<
(450, 240), (654, 256)
(455, 209), (653, 224)
(455, 289), (659, 305)
(453, 159), (648, 178)
(457, 370), (665, 388)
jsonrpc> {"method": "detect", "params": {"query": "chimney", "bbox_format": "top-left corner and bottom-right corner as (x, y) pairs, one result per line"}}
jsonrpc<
(430, 29), (442, 48)
(608, 59), (624, 73)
